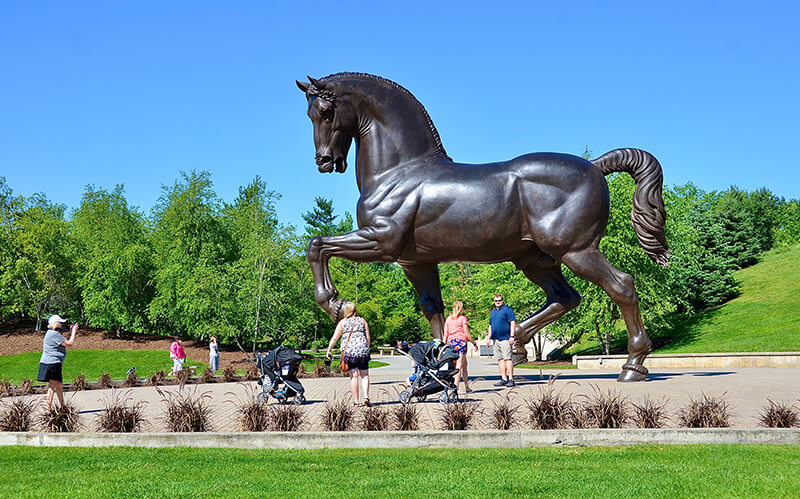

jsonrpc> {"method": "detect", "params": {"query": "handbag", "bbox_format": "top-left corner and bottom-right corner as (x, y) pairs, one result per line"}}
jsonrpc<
(339, 329), (352, 373)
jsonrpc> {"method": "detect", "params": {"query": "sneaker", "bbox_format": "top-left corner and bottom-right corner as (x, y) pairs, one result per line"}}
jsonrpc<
(494, 379), (508, 387)
(505, 379), (516, 387)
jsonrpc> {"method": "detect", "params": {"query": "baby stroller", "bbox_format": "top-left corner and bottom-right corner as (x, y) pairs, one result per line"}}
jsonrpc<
(398, 339), (460, 404)
(256, 345), (306, 405)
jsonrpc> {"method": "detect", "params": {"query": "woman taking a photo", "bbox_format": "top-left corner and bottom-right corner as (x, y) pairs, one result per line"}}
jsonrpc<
(326, 302), (372, 407)
(444, 300), (478, 395)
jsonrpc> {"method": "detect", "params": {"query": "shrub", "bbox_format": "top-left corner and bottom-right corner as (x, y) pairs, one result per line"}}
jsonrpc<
(361, 405), (390, 431)
(488, 392), (520, 430)
(392, 403), (420, 431)
(267, 403), (306, 432)
(245, 364), (260, 381)
(222, 366), (237, 383)
(147, 370), (166, 387)
(297, 363), (307, 377)
(95, 390), (147, 433)
(759, 399), (800, 428)
(123, 371), (139, 388)
(98, 373), (112, 388)
(313, 361), (329, 378)
(38, 399), (81, 432)
(631, 397), (670, 428)
(157, 387), (213, 432)
(569, 404), (591, 429)
(583, 386), (628, 429)
(0, 398), (38, 431)
(231, 387), (271, 432)
(439, 402), (480, 431)
(677, 392), (733, 428)
(175, 369), (190, 386)
(1, 379), (13, 396)
(321, 396), (355, 431)
(526, 385), (572, 430)
(19, 379), (32, 395)
(72, 374), (88, 391)
(201, 369), (215, 384)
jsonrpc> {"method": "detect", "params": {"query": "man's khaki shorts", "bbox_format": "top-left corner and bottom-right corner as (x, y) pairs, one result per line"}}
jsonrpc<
(493, 339), (512, 361)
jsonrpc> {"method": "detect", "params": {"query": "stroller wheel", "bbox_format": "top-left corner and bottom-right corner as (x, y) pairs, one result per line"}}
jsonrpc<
(438, 392), (450, 404)
(293, 394), (306, 405)
(257, 391), (269, 404)
(399, 390), (411, 405)
(448, 391), (459, 403)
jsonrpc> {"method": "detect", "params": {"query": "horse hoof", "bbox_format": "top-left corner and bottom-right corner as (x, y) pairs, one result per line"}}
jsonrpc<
(617, 367), (647, 382)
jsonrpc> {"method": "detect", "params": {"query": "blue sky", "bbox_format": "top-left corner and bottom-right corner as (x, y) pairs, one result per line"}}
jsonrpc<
(2, 1), (798, 230)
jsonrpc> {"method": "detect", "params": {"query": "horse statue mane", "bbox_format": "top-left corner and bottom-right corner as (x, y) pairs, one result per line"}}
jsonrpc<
(319, 72), (453, 161)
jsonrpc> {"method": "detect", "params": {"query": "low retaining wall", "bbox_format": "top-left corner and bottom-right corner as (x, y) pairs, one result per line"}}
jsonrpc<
(573, 352), (800, 370)
(2, 428), (799, 449)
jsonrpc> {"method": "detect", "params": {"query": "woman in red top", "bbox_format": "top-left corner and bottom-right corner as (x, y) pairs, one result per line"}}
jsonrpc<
(443, 301), (478, 395)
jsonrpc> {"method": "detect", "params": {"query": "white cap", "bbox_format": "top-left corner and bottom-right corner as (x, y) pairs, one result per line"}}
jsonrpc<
(48, 315), (66, 327)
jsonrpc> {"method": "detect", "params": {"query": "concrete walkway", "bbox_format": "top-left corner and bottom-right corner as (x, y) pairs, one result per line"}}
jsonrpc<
(11, 358), (800, 431)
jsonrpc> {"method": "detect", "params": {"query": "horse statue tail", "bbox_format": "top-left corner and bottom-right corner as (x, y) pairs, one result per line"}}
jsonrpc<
(592, 148), (670, 267)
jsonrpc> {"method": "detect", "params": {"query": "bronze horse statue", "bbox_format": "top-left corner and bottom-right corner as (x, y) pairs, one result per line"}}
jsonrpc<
(297, 72), (669, 382)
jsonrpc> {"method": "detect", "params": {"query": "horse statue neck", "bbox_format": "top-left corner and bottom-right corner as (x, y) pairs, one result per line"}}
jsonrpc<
(324, 74), (451, 193)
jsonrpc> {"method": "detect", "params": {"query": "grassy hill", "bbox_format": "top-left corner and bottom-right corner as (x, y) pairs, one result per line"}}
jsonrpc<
(567, 245), (800, 356)
(655, 245), (800, 353)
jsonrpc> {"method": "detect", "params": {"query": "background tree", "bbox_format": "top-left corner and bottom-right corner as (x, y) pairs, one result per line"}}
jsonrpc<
(71, 185), (153, 334)
(148, 171), (234, 336)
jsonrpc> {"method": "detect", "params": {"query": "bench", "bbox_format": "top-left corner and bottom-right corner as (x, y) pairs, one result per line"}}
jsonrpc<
(377, 346), (396, 356)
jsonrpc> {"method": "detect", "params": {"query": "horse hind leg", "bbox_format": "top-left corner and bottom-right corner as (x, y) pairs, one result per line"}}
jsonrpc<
(401, 264), (446, 340)
(514, 262), (582, 361)
(561, 248), (652, 382)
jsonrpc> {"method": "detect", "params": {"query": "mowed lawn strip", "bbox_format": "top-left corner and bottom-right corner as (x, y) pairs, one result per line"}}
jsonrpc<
(1, 445), (798, 497)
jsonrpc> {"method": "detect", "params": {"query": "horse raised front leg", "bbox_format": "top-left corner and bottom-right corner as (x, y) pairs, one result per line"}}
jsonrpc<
(562, 249), (653, 382)
(307, 221), (405, 322)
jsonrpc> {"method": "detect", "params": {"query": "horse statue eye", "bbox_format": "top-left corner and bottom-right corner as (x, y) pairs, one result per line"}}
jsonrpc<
(320, 106), (335, 121)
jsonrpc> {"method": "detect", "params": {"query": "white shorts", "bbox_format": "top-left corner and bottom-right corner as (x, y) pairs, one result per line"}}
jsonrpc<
(172, 358), (185, 372)
(493, 340), (512, 361)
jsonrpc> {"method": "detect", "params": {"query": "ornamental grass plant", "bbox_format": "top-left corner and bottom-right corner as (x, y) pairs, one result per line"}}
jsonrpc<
(758, 399), (800, 428)
(71, 374), (88, 391)
(230, 386), (271, 432)
(37, 398), (81, 432)
(630, 397), (670, 428)
(677, 392), (733, 428)
(438, 401), (480, 431)
(487, 391), (521, 430)
(267, 403), (306, 432)
(581, 385), (628, 429)
(0, 398), (38, 431)
(157, 387), (213, 432)
(321, 395), (355, 431)
(391, 402), (420, 431)
(360, 404), (390, 431)
(95, 390), (147, 433)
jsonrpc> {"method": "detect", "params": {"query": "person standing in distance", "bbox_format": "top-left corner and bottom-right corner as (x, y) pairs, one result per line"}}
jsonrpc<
(487, 294), (516, 387)
(37, 315), (78, 411)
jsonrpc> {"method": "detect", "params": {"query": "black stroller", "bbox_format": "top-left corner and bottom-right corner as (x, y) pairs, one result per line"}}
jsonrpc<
(256, 345), (306, 405)
(398, 339), (461, 404)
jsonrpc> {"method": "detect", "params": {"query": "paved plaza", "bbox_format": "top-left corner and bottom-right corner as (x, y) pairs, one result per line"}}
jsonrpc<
(14, 355), (800, 431)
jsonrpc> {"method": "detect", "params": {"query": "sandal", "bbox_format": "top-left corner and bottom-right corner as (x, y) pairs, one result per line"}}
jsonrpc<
(352, 402), (360, 407)
(363, 398), (371, 407)
(465, 387), (473, 393)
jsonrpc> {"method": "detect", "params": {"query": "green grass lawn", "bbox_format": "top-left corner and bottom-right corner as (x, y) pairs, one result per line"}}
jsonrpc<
(0, 350), (207, 385)
(516, 363), (577, 369)
(1, 445), (798, 497)
(566, 245), (800, 356)
(655, 245), (800, 353)
(0, 350), (389, 385)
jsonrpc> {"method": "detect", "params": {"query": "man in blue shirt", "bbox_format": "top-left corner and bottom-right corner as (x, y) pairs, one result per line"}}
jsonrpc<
(487, 294), (517, 387)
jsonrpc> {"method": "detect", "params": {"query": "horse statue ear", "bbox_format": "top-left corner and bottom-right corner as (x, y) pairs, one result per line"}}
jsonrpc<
(296, 80), (312, 93)
(307, 76), (327, 90)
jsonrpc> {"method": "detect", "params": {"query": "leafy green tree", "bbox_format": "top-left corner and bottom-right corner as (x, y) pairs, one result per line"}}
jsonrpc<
(774, 199), (800, 246)
(148, 171), (234, 336)
(1, 193), (78, 329)
(71, 185), (153, 334)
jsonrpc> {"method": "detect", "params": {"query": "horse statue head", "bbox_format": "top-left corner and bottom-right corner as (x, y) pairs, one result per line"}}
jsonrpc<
(296, 76), (354, 174)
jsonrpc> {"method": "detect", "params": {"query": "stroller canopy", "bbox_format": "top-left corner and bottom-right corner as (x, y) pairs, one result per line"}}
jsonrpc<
(258, 345), (303, 372)
(409, 340), (459, 368)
